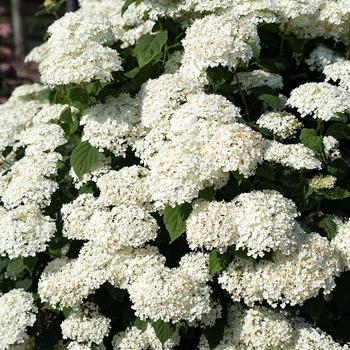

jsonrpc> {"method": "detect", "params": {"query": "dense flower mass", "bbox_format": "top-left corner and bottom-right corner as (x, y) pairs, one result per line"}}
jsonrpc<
(219, 232), (342, 307)
(0, 289), (37, 349)
(1, 0), (350, 348)
(198, 305), (349, 350)
(187, 190), (300, 257)
(257, 111), (302, 139)
(61, 303), (111, 346)
(287, 82), (350, 121)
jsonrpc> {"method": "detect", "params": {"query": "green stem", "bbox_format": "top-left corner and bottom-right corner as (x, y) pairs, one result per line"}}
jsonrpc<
(0, 156), (11, 166)
(234, 71), (250, 119)
(162, 43), (169, 64)
(279, 36), (285, 57)
(317, 119), (325, 136)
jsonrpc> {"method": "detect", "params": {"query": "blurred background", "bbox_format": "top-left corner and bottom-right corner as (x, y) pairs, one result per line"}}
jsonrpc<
(0, 0), (78, 102)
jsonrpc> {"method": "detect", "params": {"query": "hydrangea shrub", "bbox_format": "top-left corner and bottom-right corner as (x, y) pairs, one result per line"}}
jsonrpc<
(1, 0), (350, 349)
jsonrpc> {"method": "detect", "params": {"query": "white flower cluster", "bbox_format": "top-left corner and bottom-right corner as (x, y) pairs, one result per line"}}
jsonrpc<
(323, 135), (341, 160)
(0, 289), (37, 349)
(180, 12), (262, 82)
(287, 82), (350, 121)
(305, 45), (341, 72)
(0, 152), (61, 209)
(263, 140), (322, 170)
(324, 61), (350, 90)
(81, 94), (141, 156)
(108, 245), (166, 290)
(257, 111), (302, 139)
(113, 324), (180, 350)
(0, 93), (70, 259)
(0, 99), (42, 152)
(187, 190), (300, 257)
(219, 232), (341, 307)
(67, 341), (105, 350)
(235, 70), (283, 93)
(4, 0), (350, 348)
(309, 175), (337, 190)
(332, 218), (350, 271)
(96, 166), (152, 209)
(25, 10), (122, 86)
(38, 242), (114, 309)
(136, 73), (200, 132)
(38, 238), (214, 325)
(62, 201), (158, 248)
(127, 252), (212, 323)
(9, 83), (48, 101)
(199, 305), (348, 350)
(0, 205), (56, 258)
(134, 86), (263, 208)
(164, 51), (183, 74)
(78, 0), (350, 52)
(61, 303), (111, 346)
(77, 0), (350, 45)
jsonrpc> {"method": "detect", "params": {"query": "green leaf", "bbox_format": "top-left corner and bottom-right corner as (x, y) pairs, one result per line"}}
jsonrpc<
(235, 249), (255, 262)
(326, 123), (350, 140)
(124, 67), (140, 79)
(70, 141), (100, 177)
(15, 278), (32, 290)
(318, 187), (350, 200)
(0, 258), (8, 273)
(319, 217), (338, 239)
(304, 187), (314, 199)
(259, 57), (288, 73)
(329, 113), (348, 123)
(327, 159), (350, 179)
(207, 66), (233, 91)
(78, 184), (95, 194)
(60, 107), (79, 135)
(286, 35), (303, 52)
(204, 316), (225, 349)
(2, 146), (13, 158)
(232, 170), (245, 185)
(249, 42), (260, 61)
(62, 307), (73, 318)
(299, 128), (324, 153)
(258, 93), (282, 109)
(198, 187), (215, 201)
(23, 256), (38, 275)
(134, 31), (168, 68)
(303, 296), (325, 323)
(69, 86), (89, 103)
(252, 86), (281, 109)
(7, 257), (25, 275)
(209, 248), (234, 275)
(256, 163), (275, 181)
(152, 320), (176, 344)
(163, 203), (192, 242)
(134, 318), (148, 332)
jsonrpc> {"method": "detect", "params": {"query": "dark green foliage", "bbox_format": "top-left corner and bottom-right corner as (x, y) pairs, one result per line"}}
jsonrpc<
(70, 141), (100, 177)
(163, 203), (192, 242)
(152, 320), (176, 344)
(134, 31), (168, 68)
